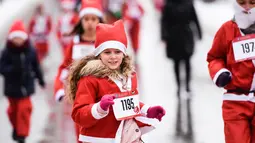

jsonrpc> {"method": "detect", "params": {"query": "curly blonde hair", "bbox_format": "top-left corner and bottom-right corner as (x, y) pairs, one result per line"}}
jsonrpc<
(65, 55), (134, 103)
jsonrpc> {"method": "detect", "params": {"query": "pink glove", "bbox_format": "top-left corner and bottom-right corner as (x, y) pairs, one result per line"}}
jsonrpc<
(147, 106), (166, 121)
(99, 94), (116, 111)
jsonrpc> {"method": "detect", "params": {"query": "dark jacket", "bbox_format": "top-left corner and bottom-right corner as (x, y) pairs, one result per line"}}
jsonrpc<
(0, 40), (45, 98)
(161, 0), (202, 60)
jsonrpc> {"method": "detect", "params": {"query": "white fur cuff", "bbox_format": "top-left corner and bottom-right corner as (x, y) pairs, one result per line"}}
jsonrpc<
(55, 89), (65, 102)
(91, 103), (109, 120)
(213, 68), (231, 84)
(140, 104), (150, 116)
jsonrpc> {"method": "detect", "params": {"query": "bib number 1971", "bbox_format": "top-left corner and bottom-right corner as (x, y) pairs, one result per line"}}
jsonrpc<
(232, 34), (255, 62)
(241, 42), (254, 54)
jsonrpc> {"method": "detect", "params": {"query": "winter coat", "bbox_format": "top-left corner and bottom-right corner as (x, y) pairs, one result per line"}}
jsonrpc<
(161, 0), (202, 60)
(207, 20), (255, 102)
(0, 41), (45, 98)
(70, 57), (157, 143)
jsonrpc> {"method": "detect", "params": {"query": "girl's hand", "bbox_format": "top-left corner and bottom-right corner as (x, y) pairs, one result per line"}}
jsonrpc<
(99, 94), (116, 111)
(147, 106), (166, 121)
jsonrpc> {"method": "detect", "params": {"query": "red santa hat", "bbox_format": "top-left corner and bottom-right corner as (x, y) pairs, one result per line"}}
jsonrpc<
(79, 0), (103, 18)
(8, 20), (28, 40)
(94, 20), (127, 56)
(60, 0), (75, 10)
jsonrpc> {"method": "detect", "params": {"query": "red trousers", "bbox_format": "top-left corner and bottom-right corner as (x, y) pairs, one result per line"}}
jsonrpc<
(128, 19), (140, 55)
(222, 101), (255, 143)
(35, 42), (49, 63)
(7, 97), (32, 137)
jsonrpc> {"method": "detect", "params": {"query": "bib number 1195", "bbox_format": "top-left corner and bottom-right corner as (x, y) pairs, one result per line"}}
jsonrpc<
(121, 98), (134, 111)
(112, 94), (140, 120)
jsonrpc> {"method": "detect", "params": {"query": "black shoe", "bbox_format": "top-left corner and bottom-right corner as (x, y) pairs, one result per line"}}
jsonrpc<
(12, 129), (18, 141)
(16, 136), (25, 143)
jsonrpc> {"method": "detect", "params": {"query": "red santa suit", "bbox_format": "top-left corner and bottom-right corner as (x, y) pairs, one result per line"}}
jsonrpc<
(54, 35), (95, 101)
(57, 0), (79, 55)
(72, 20), (157, 143)
(207, 2), (255, 143)
(104, 0), (144, 54)
(54, 1), (103, 142)
(29, 11), (52, 63)
(122, 0), (144, 54)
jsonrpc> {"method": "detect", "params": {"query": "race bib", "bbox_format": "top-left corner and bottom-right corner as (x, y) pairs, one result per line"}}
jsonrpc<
(33, 16), (47, 34)
(112, 93), (140, 121)
(72, 44), (94, 60)
(232, 34), (255, 62)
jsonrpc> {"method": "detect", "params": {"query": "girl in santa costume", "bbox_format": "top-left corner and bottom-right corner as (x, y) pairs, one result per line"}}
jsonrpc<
(56, 0), (79, 56)
(66, 20), (166, 143)
(0, 20), (45, 143)
(54, 0), (104, 142)
(207, 0), (255, 142)
(29, 4), (52, 63)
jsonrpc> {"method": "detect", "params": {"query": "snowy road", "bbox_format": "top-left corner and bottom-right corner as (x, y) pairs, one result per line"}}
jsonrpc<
(0, 0), (233, 143)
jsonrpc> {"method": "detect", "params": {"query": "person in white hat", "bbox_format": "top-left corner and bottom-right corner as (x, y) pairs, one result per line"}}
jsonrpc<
(207, 0), (255, 142)
(28, 4), (52, 63)
(56, 0), (79, 56)
(0, 20), (45, 143)
(65, 20), (166, 143)
(54, 0), (104, 142)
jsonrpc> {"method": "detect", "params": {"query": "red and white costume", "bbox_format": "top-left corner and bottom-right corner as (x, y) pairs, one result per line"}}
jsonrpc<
(122, 0), (144, 54)
(54, 1), (103, 142)
(105, 0), (144, 54)
(54, 0), (103, 101)
(29, 8), (52, 63)
(57, 0), (79, 55)
(54, 35), (95, 101)
(72, 20), (157, 143)
(74, 73), (157, 142)
(207, 2), (255, 143)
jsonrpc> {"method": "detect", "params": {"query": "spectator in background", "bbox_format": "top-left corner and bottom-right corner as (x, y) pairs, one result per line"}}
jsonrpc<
(0, 20), (45, 143)
(161, 0), (202, 97)
(29, 4), (52, 63)
(56, 0), (79, 56)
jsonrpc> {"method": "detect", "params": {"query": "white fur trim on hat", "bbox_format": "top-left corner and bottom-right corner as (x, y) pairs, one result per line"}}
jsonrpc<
(8, 31), (28, 40)
(79, 7), (103, 18)
(94, 40), (127, 56)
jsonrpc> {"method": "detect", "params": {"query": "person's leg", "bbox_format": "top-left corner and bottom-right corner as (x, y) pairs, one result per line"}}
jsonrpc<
(7, 97), (17, 129)
(222, 101), (253, 143)
(15, 97), (32, 138)
(184, 57), (191, 92)
(7, 97), (18, 140)
(250, 104), (255, 143)
(173, 59), (181, 96)
(129, 19), (140, 55)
